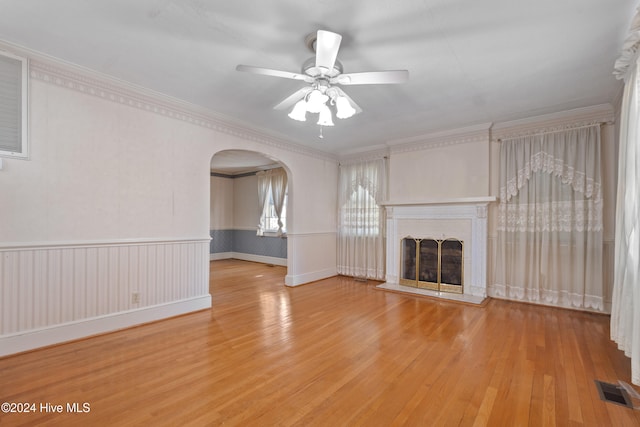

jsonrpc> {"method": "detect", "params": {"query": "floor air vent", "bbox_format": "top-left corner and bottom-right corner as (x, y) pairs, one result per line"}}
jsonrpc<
(594, 380), (633, 408)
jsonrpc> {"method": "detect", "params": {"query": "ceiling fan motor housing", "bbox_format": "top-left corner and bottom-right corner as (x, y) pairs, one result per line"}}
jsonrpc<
(301, 57), (343, 79)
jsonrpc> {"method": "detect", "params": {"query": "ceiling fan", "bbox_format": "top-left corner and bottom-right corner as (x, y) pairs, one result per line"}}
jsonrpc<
(236, 30), (409, 132)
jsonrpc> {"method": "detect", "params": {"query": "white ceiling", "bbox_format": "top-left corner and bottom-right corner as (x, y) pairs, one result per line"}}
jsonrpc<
(0, 0), (635, 158)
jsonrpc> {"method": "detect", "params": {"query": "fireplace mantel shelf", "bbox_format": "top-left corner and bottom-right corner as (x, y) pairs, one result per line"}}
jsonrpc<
(381, 196), (497, 207)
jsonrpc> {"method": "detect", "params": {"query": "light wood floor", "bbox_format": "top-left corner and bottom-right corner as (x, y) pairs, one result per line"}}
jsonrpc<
(1, 259), (639, 426)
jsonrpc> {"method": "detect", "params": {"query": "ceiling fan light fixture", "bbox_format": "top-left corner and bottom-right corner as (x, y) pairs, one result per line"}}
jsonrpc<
(317, 104), (334, 126)
(335, 96), (356, 119)
(288, 99), (308, 121)
(306, 89), (328, 113)
(237, 29), (409, 133)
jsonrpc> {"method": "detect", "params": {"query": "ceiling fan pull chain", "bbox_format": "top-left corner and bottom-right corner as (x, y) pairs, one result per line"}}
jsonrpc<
(319, 126), (324, 139)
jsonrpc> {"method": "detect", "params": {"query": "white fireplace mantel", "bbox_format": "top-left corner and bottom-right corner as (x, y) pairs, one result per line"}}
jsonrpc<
(381, 196), (497, 207)
(378, 197), (496, 304)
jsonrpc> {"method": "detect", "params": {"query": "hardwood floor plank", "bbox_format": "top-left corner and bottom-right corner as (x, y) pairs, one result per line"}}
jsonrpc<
(543, 374), (557, 426)
(472, 386), (498, 427)
(1, 259), (639, 426)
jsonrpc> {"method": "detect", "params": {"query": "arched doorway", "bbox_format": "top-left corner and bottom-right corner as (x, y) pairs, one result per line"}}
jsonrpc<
(209, 150), (291, 285)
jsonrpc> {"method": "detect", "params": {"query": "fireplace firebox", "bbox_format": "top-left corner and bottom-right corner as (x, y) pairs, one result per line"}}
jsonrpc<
(399, 237), (464, 294)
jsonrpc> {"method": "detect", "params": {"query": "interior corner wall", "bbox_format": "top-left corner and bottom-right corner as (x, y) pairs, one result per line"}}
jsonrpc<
(0, 48), (338, 356)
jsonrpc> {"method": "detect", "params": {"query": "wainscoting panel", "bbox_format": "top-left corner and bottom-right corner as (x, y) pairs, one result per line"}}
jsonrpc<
(234, 230), (287, 258)
(0, 238), (211, 355)
(210, 229), (287, 260)
(285, 232), (337, 286)
(210, 229), (235, 254)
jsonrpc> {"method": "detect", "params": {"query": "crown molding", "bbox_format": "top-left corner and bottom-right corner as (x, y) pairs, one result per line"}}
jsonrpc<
(491, 104), (616, 141)
(29, 61), (336, 162)
(387, 122), (492, 154)
(338, 145), (389, 164)
(0, 39), (337, 163)
(338, 103), (618, 159)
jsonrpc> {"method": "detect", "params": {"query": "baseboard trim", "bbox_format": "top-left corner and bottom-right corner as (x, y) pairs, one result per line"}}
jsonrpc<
(0, 295), (212, 357)
(210, 252), (287, 267)
(285, 267), (337, 287)
(210, 252), (233, 261)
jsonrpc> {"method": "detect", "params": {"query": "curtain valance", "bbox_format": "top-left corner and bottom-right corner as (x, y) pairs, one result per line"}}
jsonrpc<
(499, 125), (602, 203)
(338, 159), (386, 207)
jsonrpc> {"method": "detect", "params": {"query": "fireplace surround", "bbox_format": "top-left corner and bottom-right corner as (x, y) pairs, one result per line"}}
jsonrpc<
(378, 197), (495, 304)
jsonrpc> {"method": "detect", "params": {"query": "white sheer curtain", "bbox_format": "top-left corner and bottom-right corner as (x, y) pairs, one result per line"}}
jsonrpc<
(256, 168), (288, 236)
(270, 168), (288, 236)
(492, 125), (604, 311)
(256, 171), (271, 236)
(337, 159), (387, 280)
(611, 10), (640, 386)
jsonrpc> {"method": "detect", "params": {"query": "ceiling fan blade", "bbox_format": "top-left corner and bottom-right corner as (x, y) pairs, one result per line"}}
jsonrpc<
(315, 30), (342, 74)
(334, 87), (362, 115)
(236, 65), (313, 82)
(332, 70), (409, 85)
(273, 87), (312, 110)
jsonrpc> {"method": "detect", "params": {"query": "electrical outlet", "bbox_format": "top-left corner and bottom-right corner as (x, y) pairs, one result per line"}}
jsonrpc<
(131, 292), (140, 304)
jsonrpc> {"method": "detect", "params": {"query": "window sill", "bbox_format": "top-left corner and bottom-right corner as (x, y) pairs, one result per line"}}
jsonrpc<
(261, 231), (287, 238)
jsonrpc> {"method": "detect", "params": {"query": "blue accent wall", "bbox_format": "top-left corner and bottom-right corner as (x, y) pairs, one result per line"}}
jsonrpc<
(210, 229), (287, 259)
(210, 229), (234, 253)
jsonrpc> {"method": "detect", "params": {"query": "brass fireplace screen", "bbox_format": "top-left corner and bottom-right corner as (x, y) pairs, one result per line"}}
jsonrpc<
(399, 237), (464, 294)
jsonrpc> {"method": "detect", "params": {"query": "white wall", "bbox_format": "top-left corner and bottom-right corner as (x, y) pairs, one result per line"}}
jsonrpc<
(0, 43), (338, 355)
(233, 174), (259, 229)
(389, 135), (490, 201)
(284, 157), (338, 286)
(210, 176), (234, 230)
(380, 125), (497, 273)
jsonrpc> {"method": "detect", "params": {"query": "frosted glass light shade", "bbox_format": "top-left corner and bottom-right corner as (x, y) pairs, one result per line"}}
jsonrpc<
(288, 99), (307, 121)
(317, 104), (334, 126)
(335, 96), (356, 119)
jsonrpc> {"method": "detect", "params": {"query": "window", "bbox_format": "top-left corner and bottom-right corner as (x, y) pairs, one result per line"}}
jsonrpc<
(337, 159), (387, 279)
(257, 168), (288, 236)
(0, 50), (28, 158)
(262, 190), (287, 234)
(340, 185), (380, 236)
